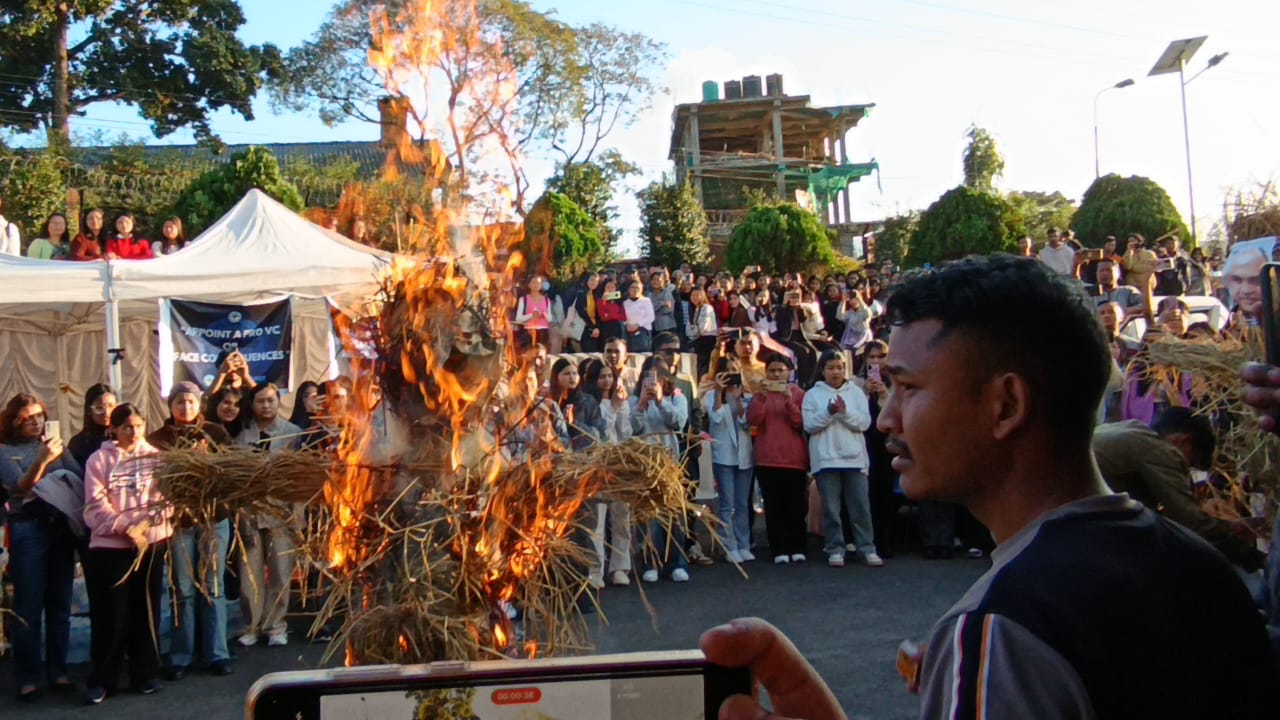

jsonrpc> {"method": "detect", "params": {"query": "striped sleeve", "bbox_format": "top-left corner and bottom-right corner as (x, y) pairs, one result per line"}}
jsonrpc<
(919, 612), (1096, 720)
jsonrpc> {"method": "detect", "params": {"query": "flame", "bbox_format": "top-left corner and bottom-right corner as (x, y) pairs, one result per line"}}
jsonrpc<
(322, 0), (602, 663)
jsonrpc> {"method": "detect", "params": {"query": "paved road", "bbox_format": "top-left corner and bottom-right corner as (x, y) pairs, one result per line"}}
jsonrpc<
(0, 553), (985, 719)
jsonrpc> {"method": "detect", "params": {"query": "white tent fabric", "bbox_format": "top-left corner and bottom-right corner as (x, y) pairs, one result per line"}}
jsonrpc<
(111, 189), (391, 307)
(0, 189), (394, 434)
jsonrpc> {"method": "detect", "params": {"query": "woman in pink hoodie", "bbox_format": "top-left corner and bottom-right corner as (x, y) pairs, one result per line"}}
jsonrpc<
(81, 403), (172, 704)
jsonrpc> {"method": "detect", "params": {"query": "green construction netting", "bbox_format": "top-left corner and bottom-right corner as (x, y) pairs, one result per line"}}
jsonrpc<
(807, 162), (879, 211)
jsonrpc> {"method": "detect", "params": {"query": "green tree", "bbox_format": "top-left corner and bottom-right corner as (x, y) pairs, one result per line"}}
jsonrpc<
(171, 147), (304, 233)
(725, 202), (836, 275)
(522, 191), (606, 285)
(907, 186), (1024, 267)
(1071, 174), (1190, 247)
(1007, 190), (1077, 244)
(962, 126), (1005, 193)
(546, 150), (638, 250)
(638, 180), (710, 270)
(871, 212), (917, 267)
(270, 0), (665, 212)
(0, 1), (281, 144)
(0, 151), (67, 243)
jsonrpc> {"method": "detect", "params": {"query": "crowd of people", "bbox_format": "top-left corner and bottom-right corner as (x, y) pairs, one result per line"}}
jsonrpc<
(0, 351), (365, 705)
(2, 223), (1278, 714)
(0, 201), (189, 261)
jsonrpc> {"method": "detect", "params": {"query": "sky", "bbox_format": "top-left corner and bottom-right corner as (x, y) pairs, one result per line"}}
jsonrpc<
(33, 0), (1280, 255)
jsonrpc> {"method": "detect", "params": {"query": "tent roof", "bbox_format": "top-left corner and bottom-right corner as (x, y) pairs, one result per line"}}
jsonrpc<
(0, 255), (109, 305)
(110, 189), (393, 304)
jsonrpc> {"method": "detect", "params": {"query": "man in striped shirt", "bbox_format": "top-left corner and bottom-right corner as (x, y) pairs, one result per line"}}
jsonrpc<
(702, 254), (1276, 719)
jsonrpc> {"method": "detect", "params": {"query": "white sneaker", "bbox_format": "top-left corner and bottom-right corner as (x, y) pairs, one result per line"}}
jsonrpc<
(268, 633), (288, 647)
(790, 553), (807, 563)
(609, 570), (631, 586)
(863, 552), (885, 567)
(773, 555), (790, 565)
(726, 549), (744, 564)
(237, 634), (259, 648)
(641, 569), (659, 583)
(845, 543), (857, 553)
(738, 550), (756, 562)
(670, 568), (690, 583)
(587, 574), (605, 589)
(828, 553), (845, 567)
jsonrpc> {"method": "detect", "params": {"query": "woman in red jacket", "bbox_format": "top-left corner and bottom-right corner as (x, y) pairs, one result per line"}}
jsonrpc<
(745, 354), (810, 565)
(105, 212), (152, 260)
(70, 207), (107, 261)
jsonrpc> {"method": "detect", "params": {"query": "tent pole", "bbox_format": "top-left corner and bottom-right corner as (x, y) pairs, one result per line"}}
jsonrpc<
(105, 298), (123, 398)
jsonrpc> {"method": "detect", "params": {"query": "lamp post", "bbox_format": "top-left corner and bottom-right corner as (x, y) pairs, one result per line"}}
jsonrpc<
(1093, 78), (1135, 178)
(1149, 37), (1228, 243)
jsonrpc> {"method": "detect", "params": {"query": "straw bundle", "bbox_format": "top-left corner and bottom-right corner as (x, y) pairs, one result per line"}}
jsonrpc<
(1145, 333), (1279, 511)
(549, 437), (700, 524)
(153, 447), (331, 524)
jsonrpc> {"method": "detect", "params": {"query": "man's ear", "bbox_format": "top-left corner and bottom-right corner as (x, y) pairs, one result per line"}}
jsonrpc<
(989, 372), (1032, 441)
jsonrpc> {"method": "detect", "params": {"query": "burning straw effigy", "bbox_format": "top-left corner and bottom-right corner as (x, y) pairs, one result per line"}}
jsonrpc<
(151, 246), (712, 667)
(1144, 331), (1279, 520)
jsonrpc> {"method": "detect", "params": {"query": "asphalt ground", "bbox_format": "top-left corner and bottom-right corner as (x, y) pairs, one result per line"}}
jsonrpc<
(0, 544), (986, 720)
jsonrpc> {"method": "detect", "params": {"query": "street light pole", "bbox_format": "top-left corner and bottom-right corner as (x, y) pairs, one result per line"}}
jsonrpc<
(1093, 79), (1135, 178)
(1150, 38), (1227, 246)
(1178, 58), (1197, 243)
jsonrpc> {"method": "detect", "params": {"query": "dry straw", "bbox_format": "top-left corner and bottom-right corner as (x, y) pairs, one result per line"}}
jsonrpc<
(1145, 332), (1278, 510)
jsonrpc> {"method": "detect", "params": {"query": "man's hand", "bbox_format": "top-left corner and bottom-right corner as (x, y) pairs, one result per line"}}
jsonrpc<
(699, 618), (847, 720)
(1241, 363), (1280, 433)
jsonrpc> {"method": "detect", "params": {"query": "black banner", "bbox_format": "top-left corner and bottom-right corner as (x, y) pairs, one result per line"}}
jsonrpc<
(166, 298), (293, 391)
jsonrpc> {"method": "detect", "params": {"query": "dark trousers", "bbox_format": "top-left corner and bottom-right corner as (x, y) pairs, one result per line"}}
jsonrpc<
(625, 328), (652, 353)
(756, 467), (809, 557)
(693, 335), (718, 379)
(6, 515), (77, 688)
(85, 543), (166, 692)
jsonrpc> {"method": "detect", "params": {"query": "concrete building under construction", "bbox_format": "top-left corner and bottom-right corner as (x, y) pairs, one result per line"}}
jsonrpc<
(668, 73), (879, 258)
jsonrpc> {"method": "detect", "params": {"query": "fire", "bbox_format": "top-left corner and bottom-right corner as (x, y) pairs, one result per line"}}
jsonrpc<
(318, 0), (607, 665)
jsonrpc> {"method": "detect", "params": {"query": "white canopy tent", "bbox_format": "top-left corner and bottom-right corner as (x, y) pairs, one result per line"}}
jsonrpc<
(0, 189), (393, 433)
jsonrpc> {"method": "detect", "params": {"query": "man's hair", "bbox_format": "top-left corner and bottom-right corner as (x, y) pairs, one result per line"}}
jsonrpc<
(653, 331), (680, 349)
(1152, 407), (1215, 469)
(886, 254), (1111, 449)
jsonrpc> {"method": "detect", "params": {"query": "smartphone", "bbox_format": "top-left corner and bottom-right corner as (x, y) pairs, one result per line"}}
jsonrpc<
(606, 292), (622, 301)
(43, 420), (61, 442)
(245, 651), (752, 720)
(867, 364), (881, 385)
(724, 373), (743, 387)
(1261, 263), (1280, 365)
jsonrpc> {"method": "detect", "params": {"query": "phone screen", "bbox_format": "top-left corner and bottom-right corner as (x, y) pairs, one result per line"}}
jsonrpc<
(867, 364), (881, 384)
(43, 420), (61, 442)
(321, 673), (703, 720)
(1262, 263), (1280, 365)
(248, 654), (749, 720)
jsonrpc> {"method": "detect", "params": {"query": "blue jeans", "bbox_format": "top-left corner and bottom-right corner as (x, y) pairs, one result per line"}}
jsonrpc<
(169, 520), (231, 667)
(712, 464), (754, 555)
(816, 470), (876, 556)
(640, 519), (689, 576)
(7, 515), (76, 687)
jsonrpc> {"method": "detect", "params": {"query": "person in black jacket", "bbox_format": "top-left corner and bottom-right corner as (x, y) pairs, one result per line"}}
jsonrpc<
(67, 383), (118, 469)
(572, 272), (603, 352)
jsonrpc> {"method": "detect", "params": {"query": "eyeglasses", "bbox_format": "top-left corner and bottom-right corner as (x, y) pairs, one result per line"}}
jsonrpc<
(90, 404), (111, 413)
(16, 412), (46, 425)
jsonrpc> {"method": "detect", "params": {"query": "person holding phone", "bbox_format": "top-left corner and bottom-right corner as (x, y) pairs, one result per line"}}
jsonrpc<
(630, 355), (691, 583)
(0, 393), (84, 701)
(208, 348), (257, 396)
(746, 356), (810, 564)
(705, 359), (755, 564)
(82, 403), (172, 704)
(856, 340), (900, 558)
(686, 288), (719, 379)
(595, 278), (628, 343)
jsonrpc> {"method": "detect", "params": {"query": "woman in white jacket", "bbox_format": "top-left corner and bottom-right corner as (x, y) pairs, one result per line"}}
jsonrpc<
(703, 358), (754, 563)
(802, 350), (883, 568)
(581, 360), (635, 586)
(629, 355), (691, 583)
